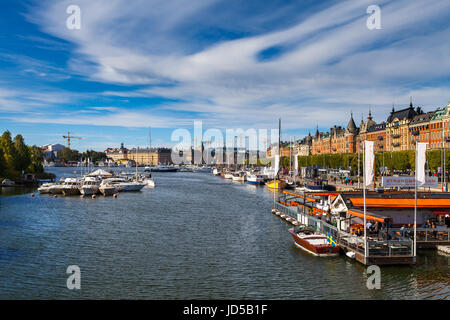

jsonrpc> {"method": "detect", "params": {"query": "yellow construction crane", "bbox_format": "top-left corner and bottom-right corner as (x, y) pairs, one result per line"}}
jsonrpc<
(62, 132), (82, 149)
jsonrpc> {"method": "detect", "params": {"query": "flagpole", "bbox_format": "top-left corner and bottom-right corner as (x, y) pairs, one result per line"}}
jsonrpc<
(414, 142), (417, 261)
(363, 141), (367, 263)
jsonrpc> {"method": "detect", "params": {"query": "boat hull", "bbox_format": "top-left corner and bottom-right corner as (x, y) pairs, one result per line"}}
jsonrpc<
(79, 186), (99, 195)
(289, 228), (339, 257)
(62, 188), (81, 196)
(49, 187), (64, 194)
(266, 180), (286, 189)
(99, 186), (117, 196)
(116, 183), (146, 192)
(247, 180), (264, 185)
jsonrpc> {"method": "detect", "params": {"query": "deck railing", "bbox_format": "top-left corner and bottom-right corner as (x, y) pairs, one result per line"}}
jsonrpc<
(389, 227), (450, 242)
(274, 202), (414, 258)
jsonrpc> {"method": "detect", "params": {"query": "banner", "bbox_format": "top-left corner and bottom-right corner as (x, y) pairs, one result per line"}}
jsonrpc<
(294, 154), (298, 177)
(416, 142), (427, 186)
(274, 154), (280, 175)
(381, 176), (438, 188)
(364, 141), (374, 187)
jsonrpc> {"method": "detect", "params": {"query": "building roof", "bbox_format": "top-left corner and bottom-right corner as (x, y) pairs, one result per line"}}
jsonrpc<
(367, 122), (386, 133)
(346, 113), (357, 134)
(409, 111), (435, 126)
(387, 105), (417, 123)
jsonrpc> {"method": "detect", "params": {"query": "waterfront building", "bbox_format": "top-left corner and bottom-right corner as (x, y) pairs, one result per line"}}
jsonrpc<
(266, 144), (292, 158)
(310, 114), (357, 155)
(385, 102), (417, 152)
(105, 143), (171, 165)
(105, 143), (129, 162)
(127, 147), (171, 165)
(408, 111), (435, 149)
(41, 143), (65, 159)
(294, 134), (312, 156)
(356, 111), (386, 153)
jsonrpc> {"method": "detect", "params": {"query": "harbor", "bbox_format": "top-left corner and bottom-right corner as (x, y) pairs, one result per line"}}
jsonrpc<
(1, 167), (449, 300)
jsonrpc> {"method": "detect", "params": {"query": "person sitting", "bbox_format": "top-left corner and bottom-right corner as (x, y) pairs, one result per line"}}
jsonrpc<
(400, 225), (406, 237)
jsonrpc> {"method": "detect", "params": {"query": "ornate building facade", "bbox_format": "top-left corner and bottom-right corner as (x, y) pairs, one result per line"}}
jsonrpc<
(294, 101), (450, 157)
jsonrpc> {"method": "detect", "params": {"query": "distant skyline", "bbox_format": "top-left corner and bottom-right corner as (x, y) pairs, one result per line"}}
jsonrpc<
(0, 0), (449, 151)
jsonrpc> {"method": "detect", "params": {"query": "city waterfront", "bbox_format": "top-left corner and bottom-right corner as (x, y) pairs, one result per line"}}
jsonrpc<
(0, 168), (448, 299)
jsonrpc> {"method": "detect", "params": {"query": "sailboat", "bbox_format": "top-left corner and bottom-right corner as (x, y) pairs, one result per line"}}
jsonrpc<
(267, 119), (286, 190)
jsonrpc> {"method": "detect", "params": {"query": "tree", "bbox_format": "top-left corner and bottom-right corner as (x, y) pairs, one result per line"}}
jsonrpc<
(0, 146), (6, 177)
(60, 147), (80, 162)
(0, 130), (19, 179)
(27, 145), (44, 174)
(13, 134), (31, 173)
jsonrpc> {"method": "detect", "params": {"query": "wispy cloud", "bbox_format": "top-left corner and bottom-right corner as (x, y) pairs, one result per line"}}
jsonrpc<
(0, 0), (448, 141)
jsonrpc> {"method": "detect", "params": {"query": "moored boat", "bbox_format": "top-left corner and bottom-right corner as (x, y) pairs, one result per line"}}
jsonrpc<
(151, 165), (178, 172)
(289, 226), (339, 257)
(266, 180), (286, 189)
(247, 174), (265, 185)
(102, 178), (146, 192)
(224, 172), (234, 179)
(38, 182), (54, 194)
(99, 182), (117, 196)
(79, 177), (100, 195)
(232, 172), (246, 182)
(1, 179), (16, 187)
(61, 178), (81, 196)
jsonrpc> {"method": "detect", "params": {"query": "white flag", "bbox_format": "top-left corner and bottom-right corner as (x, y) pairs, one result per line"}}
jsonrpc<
(364, 141), (374, 187)
(294, 154), (298, 176)
(274, 154), (280, 175)
(416, 143), (427, 186)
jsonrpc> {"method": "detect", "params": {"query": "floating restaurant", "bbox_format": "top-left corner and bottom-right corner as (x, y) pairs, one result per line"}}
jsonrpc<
(273, 189), (450, 265)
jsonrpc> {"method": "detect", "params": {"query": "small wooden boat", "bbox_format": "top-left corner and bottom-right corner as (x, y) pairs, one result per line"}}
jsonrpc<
(289, 225), (339, 257)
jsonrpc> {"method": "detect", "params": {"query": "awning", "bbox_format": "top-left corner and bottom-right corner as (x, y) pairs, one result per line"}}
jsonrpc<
(432, 211), (450, 215)
(347, 209), (389, 223)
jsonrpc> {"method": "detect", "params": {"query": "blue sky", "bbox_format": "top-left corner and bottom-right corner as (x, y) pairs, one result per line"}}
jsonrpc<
(0, 0), (449, 151)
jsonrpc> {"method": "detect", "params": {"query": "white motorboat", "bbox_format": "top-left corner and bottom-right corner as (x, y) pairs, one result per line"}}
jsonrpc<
(1, 179), (16, 187)
(102, 178), (146, 192)
(212, 168), (221, 176)
(224, 172), (234, 179)
(232, 172), (246, 182)
(61, 178), (82, 196)
(38, 182), (55, 194)
(246, 174), (265, 185)
(79, 177), (100, 195)
(99, 181), (117, 196)
(151, 165), (178, 172)
(49, 178), (66, 194)
(143, 178), (155, 188)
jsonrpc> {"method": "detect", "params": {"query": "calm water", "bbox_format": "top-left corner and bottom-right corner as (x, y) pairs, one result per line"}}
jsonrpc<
(0, 168), (449, 299)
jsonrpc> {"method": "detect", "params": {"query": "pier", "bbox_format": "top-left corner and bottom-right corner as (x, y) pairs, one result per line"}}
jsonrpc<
(272, 190), (450, 265)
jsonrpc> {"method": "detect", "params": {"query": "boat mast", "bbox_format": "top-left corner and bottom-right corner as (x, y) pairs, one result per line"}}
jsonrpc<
(278, 118), (281, 179)
(136, 146), (138, 180)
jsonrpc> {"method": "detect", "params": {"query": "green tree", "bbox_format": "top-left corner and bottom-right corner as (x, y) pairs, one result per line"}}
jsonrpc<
(0, 131), (19, 179)
(13, 134), (31, 173)
(27, 145), (44, 174)
(60, 147), (80, 162)
(0, 146), (6, 177)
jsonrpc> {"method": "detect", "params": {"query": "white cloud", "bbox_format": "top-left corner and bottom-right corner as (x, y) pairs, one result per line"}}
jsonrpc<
(11, 0), (450, 133)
